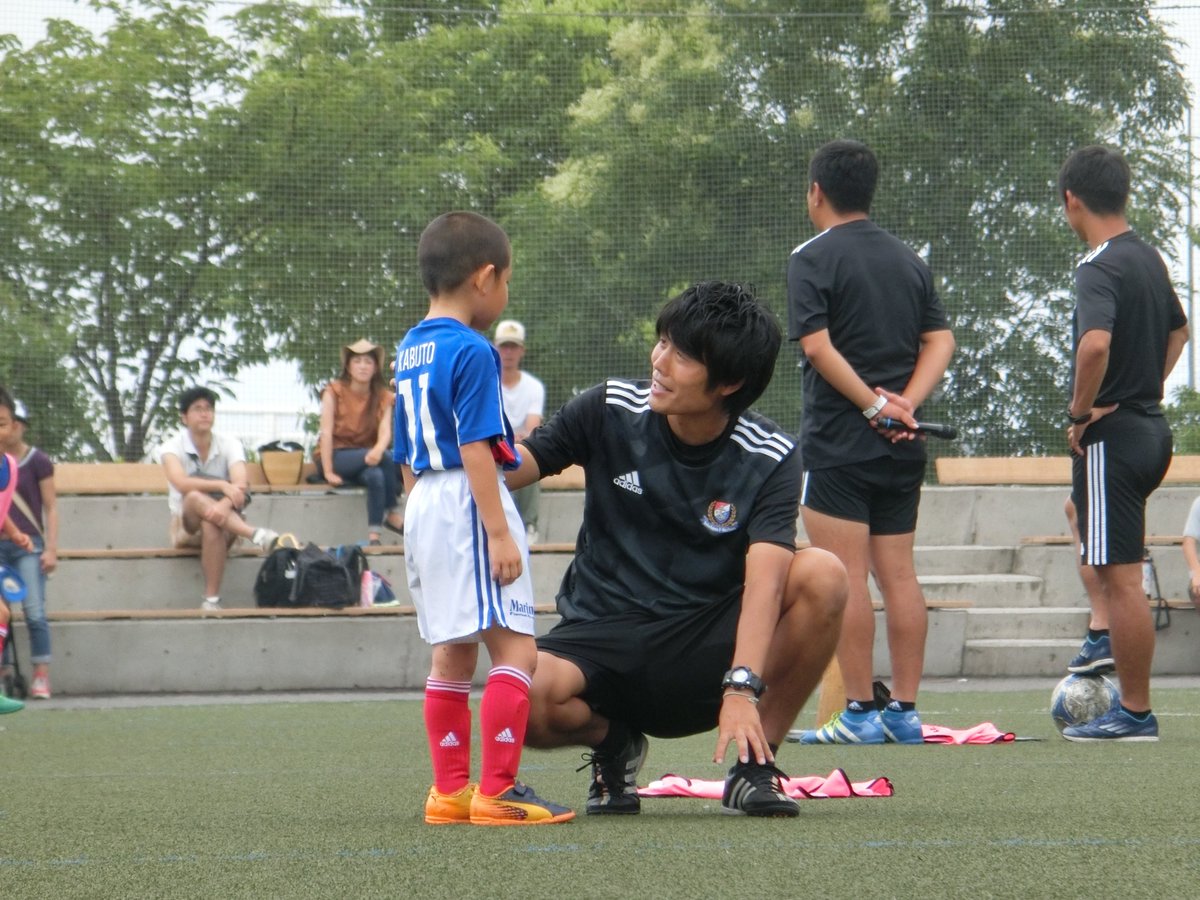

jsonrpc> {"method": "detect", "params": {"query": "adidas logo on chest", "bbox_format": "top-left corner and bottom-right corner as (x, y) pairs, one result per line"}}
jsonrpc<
(612, 470), (643, 495)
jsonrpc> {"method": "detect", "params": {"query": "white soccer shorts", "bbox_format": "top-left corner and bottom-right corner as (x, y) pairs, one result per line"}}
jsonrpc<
(403, 467), (536, 644)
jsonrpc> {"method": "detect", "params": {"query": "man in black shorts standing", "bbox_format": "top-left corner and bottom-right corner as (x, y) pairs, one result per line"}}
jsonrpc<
(1057, 145), (1188, 742)
(507, 281), (848, 817)
(787, 139), (955, 745)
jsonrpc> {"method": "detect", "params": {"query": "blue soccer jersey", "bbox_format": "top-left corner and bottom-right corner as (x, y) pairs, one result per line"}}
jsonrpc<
(392, 317), (514, 474)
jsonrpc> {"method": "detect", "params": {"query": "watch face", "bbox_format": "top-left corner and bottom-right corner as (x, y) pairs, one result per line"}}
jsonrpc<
(731, 669), (749, 684)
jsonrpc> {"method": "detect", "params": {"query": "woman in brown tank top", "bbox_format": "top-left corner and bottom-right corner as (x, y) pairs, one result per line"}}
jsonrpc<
(316, 339), (404, 545)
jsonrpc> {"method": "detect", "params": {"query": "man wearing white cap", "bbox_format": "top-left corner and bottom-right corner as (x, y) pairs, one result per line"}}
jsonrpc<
(494, 320), (546, 542)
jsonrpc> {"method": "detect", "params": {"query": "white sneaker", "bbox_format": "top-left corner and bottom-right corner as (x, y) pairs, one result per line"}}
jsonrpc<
(251, 528), (280, 552)
(201, 598), (222, 611)
(30, 674), (51, 700)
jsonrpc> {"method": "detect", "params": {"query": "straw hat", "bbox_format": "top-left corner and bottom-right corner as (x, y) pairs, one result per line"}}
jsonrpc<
(340, 338), (385, 374)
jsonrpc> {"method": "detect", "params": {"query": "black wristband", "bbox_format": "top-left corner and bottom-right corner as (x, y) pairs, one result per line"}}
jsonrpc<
(1068, 410), (1092, 425)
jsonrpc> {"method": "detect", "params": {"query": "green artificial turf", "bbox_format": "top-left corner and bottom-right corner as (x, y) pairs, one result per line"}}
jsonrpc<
(2, 687), (1198, 899)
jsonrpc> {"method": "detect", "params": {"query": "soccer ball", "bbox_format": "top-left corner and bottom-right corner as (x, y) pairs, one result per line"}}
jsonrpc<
(1050, 674), (1120, 733)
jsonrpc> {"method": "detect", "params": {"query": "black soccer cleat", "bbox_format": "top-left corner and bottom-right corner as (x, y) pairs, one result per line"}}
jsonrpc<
(722, 760), (800, 818)
(581, 731), (649, 815)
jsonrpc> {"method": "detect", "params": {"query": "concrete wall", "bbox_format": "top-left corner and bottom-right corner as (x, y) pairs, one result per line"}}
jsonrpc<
(10, 483), (1198, 694)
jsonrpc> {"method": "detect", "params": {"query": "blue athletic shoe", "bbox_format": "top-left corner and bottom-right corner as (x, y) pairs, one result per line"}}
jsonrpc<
(794, 708), (885, 745)
(881, 706), (924, 744)
(1061, 707), (1158, 742)
(1067, 634), (1115, 675)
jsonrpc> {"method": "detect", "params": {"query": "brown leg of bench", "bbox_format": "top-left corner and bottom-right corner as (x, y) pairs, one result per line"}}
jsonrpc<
(814, 656), (844, 728)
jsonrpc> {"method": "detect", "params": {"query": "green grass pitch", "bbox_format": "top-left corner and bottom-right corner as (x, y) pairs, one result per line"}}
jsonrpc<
(2, 685), (1198, 899)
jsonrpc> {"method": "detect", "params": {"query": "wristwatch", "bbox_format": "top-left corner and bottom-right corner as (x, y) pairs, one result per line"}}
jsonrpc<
(721, 666), (766, 698)
(862, 394), (887, 420)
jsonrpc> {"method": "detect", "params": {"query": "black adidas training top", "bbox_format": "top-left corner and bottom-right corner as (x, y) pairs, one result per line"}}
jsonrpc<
(787, 219), (948, 469)
(522, 379), (800, 622)
(1071, 230), (1187, 413)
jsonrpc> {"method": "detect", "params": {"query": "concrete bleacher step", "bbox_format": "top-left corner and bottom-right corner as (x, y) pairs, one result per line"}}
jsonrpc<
(964, 607), (1198, 677)
(22, 481), (1199, 695)
(904, 573), (1043, 607)
(58, 490), (588, 550)
(965, 607), (1089, 640)
(964, 638), (1118, 678)
(53, 547), (575, 612)
(43, 614), (558, 695)
(913, 545), (1014, 575)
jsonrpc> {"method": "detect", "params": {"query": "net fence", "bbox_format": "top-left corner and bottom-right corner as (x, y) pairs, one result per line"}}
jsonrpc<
(1, 0), (1197, 466)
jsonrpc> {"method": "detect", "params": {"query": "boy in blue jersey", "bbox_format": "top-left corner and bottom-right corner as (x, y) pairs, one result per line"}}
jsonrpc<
(393, 211), (573, 825)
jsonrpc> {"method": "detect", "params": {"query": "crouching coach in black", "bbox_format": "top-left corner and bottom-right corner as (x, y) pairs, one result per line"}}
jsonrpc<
(505, 281), (848, 817)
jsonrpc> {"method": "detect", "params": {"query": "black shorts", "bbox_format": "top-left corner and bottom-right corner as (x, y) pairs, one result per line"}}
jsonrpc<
(1072, 408), (1172, 566)
(801, 457), (924, 535)
(536, 596), (740, 739)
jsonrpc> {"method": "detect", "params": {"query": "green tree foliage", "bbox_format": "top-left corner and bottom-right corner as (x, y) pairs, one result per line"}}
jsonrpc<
(0, 281), (90, 458)
(507, 1), (1192, 444)
(226, 0), (609, 387)
(0, 1), (1192, 459)
(0, 0), (262, 460)
(871, 1), (1190, 454)
(1165, 386), (1200, 452)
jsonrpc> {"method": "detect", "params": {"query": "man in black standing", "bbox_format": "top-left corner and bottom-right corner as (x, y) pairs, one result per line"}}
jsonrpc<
(787, 139), (955, 745)
(1058, 145), (1188, 742)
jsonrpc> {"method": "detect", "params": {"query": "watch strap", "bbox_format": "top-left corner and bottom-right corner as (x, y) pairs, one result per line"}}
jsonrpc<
(862, 394), (887, 420)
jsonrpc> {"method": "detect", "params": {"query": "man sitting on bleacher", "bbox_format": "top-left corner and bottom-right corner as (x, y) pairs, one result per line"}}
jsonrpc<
(154, 387), (278, 611)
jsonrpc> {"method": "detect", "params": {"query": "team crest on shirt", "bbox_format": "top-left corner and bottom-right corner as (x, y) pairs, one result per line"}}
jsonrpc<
(701, 500), (739, 534)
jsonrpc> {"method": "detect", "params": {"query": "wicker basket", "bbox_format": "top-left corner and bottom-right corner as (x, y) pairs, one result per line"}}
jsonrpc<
(259, 450), (304, 486)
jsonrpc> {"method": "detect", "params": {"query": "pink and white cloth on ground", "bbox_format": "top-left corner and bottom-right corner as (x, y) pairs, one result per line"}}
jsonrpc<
(638, 768), (894, 800)
(920, 722), (1015, 744)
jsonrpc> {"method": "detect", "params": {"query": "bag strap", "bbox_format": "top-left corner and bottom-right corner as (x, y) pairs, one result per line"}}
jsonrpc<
(9, 491), (43, 539)
(273, 532), (301, 550)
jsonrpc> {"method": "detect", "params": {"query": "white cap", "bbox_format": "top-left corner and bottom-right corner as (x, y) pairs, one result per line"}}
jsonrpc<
(494, 320), (526, 346)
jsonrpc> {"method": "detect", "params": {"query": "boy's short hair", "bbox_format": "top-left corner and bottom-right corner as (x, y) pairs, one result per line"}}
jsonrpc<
(1058, 145), (1130, 215)
(810, 139), (878, 215)
(418, 211), (511, 297)
(655, 281), (781, 415)
(178, 386), (219, 415)
(0, 385), (13, 418)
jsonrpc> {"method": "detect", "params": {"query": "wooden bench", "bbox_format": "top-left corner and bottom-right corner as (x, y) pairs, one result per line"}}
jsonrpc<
(41, 598), (975, 625)
(54, 461), (320, 495)
(41, 603), (561, 622)
(1020, 535), (1187, 547)
(935, 455), (1200, 485)
(54, 462), (586, 495)
(55, 542), (575, 561)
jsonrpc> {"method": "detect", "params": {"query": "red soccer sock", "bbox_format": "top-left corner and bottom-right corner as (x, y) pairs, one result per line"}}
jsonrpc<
(0, 623), (7, 658)
(424, 678), (472, 794)
(478, 666), (532, 797)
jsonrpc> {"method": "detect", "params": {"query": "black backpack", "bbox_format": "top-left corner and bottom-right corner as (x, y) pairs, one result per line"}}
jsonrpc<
(253, 534), (303, 607)
(290, 542), (369, 608)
